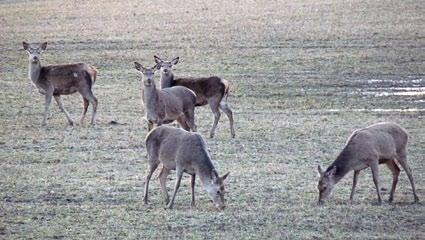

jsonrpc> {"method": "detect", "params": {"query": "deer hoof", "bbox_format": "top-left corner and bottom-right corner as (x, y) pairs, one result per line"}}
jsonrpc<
(68, 121), (74, 126)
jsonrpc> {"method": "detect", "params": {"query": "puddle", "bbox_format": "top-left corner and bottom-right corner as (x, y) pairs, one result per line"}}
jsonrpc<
(326, 108), (425, 113)
(349, 78), (425, 97)
(366, 78), (425, 85)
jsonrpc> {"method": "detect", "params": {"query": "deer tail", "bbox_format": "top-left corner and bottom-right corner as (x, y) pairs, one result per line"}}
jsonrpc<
(222, 78), (230, 102)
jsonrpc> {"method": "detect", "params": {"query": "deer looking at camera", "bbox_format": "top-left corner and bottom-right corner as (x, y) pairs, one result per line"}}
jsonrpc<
(317, 122), (419, 205)
(144, 125), (230, 210)
(154, 56), (235, 138)
(22, 42), (98, 126)
(134, 62), (197, 132)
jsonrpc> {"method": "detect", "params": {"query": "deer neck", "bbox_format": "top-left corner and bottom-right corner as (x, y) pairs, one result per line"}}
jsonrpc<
(143, 82), (159, 109)
(329, 150), (353, 183)
(197, 158), (217, 191)
(160, 72), (174, 88)
(198, 170), (216, 190)
(28, 61), (42, 83)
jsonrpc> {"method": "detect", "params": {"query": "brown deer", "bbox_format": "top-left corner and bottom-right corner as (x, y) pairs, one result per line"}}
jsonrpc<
(134, 62), (197, 132)
(22, 42), (98, 126)
(317, 122), (419, 205)
(154, 55), (235, 138)
(144, 125), (230, 210)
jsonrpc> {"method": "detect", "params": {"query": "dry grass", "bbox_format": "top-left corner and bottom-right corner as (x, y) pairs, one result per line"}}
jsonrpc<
(1, 0), (425, 239)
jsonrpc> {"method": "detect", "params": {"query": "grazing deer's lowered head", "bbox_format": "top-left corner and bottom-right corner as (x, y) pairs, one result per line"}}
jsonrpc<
(206, 170), (229, 210)
(317, 165), (337, 204)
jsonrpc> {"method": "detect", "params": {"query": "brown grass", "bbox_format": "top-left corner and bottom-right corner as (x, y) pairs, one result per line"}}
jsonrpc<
(1, 0), (424, 239)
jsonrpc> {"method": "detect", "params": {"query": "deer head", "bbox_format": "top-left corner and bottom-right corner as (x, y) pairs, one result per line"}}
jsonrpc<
(154, 55), (179, 76)
(134, 62), (157, 87)
(23, 42), (47, 63)
(317, 165), (337, 204)
(205, 170), (230, 210)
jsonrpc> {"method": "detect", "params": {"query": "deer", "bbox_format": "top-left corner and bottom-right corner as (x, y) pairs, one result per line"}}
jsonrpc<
(134, 62), (197, 132)
(144, 125), (230, 210)
(22, 41), (98, 126)
(154, 55), (235, 138)
(317, 122), (419, 205)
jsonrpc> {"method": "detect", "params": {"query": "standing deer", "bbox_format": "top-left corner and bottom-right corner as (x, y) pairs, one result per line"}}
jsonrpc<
(154, 55), (235, 138)
(317, 122), (419, 205)
(144, 125), (230, 210)
(22, 42), (98, 126)
(134, 62), (197, 132)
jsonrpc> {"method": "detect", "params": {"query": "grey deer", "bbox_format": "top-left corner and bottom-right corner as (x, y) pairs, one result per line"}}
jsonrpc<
(154, 56), (235, 138)
(134, 62), (197, 132)
(144, 125), (230, 210)
(317, 122), (419, 205)
(23, 42), (98, 126)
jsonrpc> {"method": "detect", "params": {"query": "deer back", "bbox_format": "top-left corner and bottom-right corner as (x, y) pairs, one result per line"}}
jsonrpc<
(145, 126), (214, 175)
(39, 63), (95, 95)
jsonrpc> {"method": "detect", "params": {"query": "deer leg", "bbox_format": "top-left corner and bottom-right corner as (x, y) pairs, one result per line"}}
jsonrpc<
(219, 100), (235, 138)
(191, 174), (196, 207)
(385, 159), (400, 202)
(166, 168), (184, 209)
(370, 161), (382, 205)
(80, 97), (89, 124)
(42, 90), (53, 126)
(54, 95), (74, 126)
(350, 170), (360, 201)
(143, 162), (159, 205)
(396, 153), (419, 202)
(176, 116), (190, 131)
(208, 99), (221, 138)
(158, 166), (171, 204)
(184, 108), (197, 132)
(84, 90), (97, 125)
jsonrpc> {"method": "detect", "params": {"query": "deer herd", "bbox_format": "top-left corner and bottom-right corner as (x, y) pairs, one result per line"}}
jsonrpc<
(22, 41), (420, 211)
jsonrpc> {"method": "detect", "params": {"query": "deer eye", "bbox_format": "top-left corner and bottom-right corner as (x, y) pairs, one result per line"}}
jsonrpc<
(217, 190), (221, 195)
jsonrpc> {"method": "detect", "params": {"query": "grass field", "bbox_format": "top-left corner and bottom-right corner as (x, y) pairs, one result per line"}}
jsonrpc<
(1, 0), (425, 239)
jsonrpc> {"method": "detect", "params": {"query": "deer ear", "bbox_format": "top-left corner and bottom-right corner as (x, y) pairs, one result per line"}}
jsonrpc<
(171, 57), (179, 65)
(155, 63), (161, 70)
(154, 55), (163, 64)
(23, 41), (29, 50)
(328, 166), (337, 176)
(40, 42), (47, 50)
(221, 172), (230, 181)
(212, 170), (219, 180)
(134, 61), (143, 71)
(318, 165), (325, 177)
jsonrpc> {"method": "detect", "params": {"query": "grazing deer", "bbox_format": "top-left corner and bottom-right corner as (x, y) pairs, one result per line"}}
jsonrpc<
(154, 55), (235, 138)
(22, 42), (98, 126)
(134, 62), (197, 132)
(317, 122), (419, 205)
(144, 125), (230, 210)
